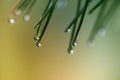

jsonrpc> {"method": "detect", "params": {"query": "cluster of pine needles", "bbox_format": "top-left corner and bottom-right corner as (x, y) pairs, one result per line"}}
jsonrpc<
(9, 0), (120, 54)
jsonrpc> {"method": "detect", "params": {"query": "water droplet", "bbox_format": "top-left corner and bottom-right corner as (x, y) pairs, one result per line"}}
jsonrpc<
(66, 28), (71, 32)
(24, 15), (30, 22)
(15, 9), (22, 16)
(34, 36), (39, 41)
(9, 18), (15, 24)
(87, 38), (96, 47)
(98, 28), (106, 37)
(68, 49), (74, 55)
(36, 42), (42, 47)
(56, 0), (68, 9)
(72, 41), (78, 47)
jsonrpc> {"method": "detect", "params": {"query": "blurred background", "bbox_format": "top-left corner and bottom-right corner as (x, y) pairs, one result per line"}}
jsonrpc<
(0, 0), (120, 80)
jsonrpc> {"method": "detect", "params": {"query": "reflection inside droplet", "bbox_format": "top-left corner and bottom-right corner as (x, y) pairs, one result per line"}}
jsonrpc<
(66, 28), (71, 32)
(36, 42), (42, 47)
(68, 49), (74, 55)
(34, 36), (39, 41)
(72, 41), (78, 47)
(24, 15), (30, 22)
(98, 28), (106, 37)
(9, 18), (15, 24)
(15, 9), (22, 16)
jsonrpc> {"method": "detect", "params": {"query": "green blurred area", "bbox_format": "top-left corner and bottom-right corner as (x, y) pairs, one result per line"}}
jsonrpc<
(0, 0), (120, 80)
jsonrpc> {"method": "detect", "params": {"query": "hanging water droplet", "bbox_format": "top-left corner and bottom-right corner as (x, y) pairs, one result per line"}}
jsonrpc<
(98, 28), (106, 37)
(34, 36), (39, 41)
(65, 28), (71, 33)
(15, 9), (22, 16)
(56, 0), (68, 9)
(68, 49), (74, 55)
(72, 41), (78, 47)
(9, 18), (15, 25)
(68, 29), (71, 32)
(24, 14), (30, 22)
(87, 38), (96, 47)
(36, 42), (42, 47)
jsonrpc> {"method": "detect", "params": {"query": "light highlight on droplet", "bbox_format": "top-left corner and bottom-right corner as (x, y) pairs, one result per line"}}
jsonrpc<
(36, 42), (42, 47)
(24, 15), (30, 22)
(72, 41), (78, 47)
(15, 9), (22, 16)
(34, 36), (39, 41)
(9, 18), (15, 24)
(98, 28), (106, 37)
(69, 49), (74, 55)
